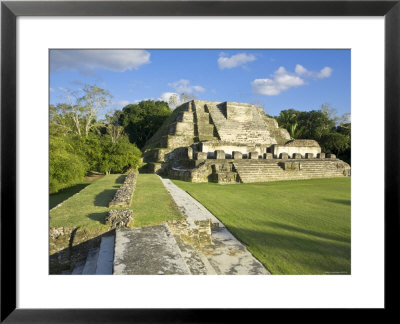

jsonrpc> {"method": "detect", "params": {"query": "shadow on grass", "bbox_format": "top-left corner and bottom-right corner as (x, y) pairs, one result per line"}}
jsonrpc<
(225, 224), (351, 274)
(87, 212), (107, 225)
(258, 220), (350, 244)
(325, 198), (351, 206)
(50, 183), (90, 209)
(115, 174), (126, 184)
(94, 189), (117, 207)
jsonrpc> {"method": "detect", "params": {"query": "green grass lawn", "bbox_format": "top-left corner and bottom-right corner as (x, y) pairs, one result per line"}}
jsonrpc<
(50, 174), (124, 231)
(173, 177), (351, 275)
(130, 174), (183, 227)
(50, 181), (92, 210)
(50, 173), (182, 231)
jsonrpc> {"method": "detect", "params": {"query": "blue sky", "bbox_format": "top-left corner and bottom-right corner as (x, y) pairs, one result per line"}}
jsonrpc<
(50, 49), (350, 118)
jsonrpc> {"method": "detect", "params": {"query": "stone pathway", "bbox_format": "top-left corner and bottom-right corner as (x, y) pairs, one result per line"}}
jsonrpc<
(159, 177), (270, 275)
(114, 224), (190, 275)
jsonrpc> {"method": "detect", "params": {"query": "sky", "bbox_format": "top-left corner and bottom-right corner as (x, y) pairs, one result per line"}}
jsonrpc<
(49, 49), (350, 118)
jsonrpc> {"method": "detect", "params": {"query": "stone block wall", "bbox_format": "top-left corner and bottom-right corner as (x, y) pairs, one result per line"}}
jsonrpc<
(109, 171), (137, 208)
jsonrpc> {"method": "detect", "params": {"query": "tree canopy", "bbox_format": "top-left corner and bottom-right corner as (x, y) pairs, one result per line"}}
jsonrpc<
(118, 100), (172, 149)
(49, 85), (142, 193)
(274, 104), (351, 163)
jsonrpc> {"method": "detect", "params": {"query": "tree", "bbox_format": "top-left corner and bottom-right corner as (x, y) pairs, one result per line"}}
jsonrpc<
(78, 85), (112, 137)
(119, 100), (172, 149)
(98, 135), (142, 174)
(275, 109), (304, 138)
(105, 110), (124, 143)
(319, 132), (350, 157)
(167, 93), (196, 109)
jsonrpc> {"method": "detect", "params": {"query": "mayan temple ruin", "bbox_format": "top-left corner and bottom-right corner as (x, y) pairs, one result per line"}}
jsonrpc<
(142, 100), (351, 183)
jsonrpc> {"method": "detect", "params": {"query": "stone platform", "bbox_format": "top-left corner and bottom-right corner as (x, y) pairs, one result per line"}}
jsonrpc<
(142, 100), (350, 184)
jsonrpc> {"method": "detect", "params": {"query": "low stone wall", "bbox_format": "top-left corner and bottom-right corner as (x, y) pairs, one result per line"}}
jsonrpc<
(108, 170), (137, 208)
(105, 209), (133, 228)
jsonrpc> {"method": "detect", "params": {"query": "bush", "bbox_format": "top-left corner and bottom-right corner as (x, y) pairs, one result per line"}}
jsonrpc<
(49, 137), (87, 193)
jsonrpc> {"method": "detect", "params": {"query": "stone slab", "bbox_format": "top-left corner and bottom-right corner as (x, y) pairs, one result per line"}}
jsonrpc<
(96, 235), (115, 275)
(113, 225), (190, 275)
(82, 248), (99, 275)
(71, 260), (85, 275)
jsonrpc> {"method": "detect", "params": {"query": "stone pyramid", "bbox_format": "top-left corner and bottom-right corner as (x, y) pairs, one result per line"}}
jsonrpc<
(142, 100), (350, 183)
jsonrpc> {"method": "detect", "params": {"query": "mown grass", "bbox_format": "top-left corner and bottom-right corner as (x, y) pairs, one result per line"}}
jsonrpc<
(50, 173), (182, 231)
(50, 174), (124, 231)
(49, 181), (92, 210)
(130, 174), (183, 227)
(173, 177), (351, 275)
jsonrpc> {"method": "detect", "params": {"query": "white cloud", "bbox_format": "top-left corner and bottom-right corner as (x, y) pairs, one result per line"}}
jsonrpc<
(252, 66), (305, 96)
(168, 79), (205, 94)
(111, 100), (130, 108)
(50, 50), (151, 73)
(218, 52), (256, 69)
(252, 64), (333, 96)
(295, 64), (333, 78)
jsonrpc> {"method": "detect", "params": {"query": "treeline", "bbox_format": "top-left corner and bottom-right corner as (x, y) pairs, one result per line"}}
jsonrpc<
(274, 104), (351, 164)
(50, 85), (146, 193)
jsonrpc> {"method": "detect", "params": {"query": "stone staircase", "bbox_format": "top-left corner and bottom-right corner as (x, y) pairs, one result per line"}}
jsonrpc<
(206, 103), (275, 144)
(233, 159), (349, 183)
(68, 221), (268, 275)
(70, 235), (115, 275)
(193, 102), (219, 141)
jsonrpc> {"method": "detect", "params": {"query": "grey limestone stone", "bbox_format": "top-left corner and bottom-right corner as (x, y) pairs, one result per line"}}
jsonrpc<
(263, 153), (273, 159)
(317, 152), (326, 159)
(232, 151), (243, 159)
(292, 153), (302, 159)
(326, 153), (336, 159)
(249, 151), (258, 159)
(279, 152), (289, 159)
(305, 153), (314, 159)
(196, 152), (207, 160)
(214, 150), (225, 159)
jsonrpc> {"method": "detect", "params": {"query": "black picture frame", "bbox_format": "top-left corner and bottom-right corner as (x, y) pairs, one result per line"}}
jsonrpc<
(1, 0), (399, 322)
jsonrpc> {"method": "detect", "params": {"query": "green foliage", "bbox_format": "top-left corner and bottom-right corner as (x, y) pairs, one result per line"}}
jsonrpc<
(275, 104), (351, 162)
(49, 136), (87, 194)
(97, 135), (142, 174)
(319, 132), (350, 155)
(119, 100), (172, 149)
(50, 85), (143, 193)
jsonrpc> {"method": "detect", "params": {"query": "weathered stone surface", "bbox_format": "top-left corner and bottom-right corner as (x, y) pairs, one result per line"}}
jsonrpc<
(186, 147), (193, 159)
(232, 151), (243, 159)
(143, 99), (350, 183)
(317, 152), (326, 159)
(249, 151), (259, 159)
(49, 226), (74, 240)
(196, 152), (207, 160)
(113, 225), (190, 275)
(283, 162), (300, 171)
(105, 209), (133, 228)
(214, 150), (225, 159)
(305, 153), (314, 159)
(160, 178), (270, 275)
(326, 153), (336, 159)
(109, 171), (137, 208)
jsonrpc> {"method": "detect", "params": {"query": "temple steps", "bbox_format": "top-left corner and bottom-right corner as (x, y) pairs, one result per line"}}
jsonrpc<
(70, 235), (115, 275)
(233, 160), (348, 183)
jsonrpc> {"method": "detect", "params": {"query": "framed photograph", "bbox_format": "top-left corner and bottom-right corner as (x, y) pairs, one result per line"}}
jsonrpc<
(1, 0), (399, 321)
